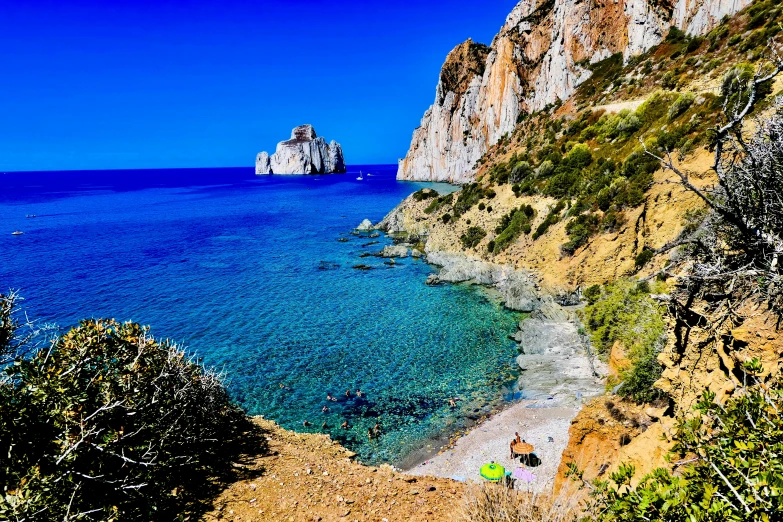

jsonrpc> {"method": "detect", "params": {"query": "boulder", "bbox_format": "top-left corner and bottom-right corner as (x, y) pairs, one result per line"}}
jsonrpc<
(379, 245), (409, 258)
(356, 219), (373, 231)
(256, 125), (347, 175)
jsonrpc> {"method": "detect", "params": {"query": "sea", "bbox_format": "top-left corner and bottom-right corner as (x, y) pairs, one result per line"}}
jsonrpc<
(0, 165), (522, 466)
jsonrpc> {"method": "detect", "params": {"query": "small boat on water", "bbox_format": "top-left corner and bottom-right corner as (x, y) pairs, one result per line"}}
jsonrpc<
(12, 231), (24, 236)
(356, 171), (364, 181)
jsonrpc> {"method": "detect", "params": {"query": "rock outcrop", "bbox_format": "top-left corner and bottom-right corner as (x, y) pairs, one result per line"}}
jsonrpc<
(256, 125), (346, 175)
(397, 0), (751, 183)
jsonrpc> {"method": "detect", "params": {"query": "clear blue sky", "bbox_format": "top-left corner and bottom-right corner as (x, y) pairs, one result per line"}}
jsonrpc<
(0, 1), (517, 171)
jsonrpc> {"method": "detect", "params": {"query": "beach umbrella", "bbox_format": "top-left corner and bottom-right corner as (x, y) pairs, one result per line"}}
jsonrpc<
(513, 467), (536, 483)
(513, 442), (534, 454)
(479, 462), (505, 482)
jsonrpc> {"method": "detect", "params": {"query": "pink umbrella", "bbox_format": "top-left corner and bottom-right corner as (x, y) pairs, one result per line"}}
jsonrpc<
(513, 467), (536, 483)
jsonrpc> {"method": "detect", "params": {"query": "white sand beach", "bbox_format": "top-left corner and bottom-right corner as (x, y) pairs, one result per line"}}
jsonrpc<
(405, 401), (578, 494)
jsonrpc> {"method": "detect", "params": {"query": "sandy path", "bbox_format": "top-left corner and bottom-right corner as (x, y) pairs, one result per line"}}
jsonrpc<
(405, 402), (578, 494)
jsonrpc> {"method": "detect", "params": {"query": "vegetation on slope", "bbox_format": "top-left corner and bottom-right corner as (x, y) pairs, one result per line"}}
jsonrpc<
(582, 280), (667, 404)
(0, 293), (260, 521)
(574, 362), (783, 521)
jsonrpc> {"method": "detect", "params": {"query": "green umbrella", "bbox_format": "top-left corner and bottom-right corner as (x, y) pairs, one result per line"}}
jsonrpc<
(480, 462), (505, 482)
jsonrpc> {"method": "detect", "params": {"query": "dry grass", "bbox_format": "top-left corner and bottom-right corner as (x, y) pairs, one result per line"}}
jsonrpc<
(457, 482), (584, 522)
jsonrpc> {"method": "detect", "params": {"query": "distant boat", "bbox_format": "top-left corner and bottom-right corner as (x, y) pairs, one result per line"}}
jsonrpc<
(25, 214), (36, 218)
(12, 231), (24, 236)
(356, 171), (364, 181)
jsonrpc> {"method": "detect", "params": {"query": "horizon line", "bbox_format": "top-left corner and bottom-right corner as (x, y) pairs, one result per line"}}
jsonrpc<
(0, 163), (400, 175)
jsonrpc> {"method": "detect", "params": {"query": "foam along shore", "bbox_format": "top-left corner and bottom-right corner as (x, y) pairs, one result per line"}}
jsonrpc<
(405, 401), (577, 494)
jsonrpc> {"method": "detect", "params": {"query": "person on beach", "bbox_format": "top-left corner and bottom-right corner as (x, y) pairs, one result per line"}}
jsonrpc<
(515, 432), (521, 444)
(510, 439), (515, 459)
(341, 421), (349, 430)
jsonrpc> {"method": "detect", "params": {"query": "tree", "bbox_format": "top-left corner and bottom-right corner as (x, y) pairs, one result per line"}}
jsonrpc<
(644, 46), (783, 315)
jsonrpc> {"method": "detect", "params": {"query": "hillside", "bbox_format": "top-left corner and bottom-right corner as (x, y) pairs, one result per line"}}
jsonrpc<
(397, 0), (755, 183)
(201, 0), (783, 517)
(380, 0), (783, 512)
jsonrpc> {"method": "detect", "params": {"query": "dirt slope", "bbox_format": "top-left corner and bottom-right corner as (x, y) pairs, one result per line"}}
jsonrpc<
(202, 418), (464, 522)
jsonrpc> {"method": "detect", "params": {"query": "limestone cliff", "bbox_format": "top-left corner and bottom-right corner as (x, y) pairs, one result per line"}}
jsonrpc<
(397, 0), (751, 183)
(256, 124), (346, 175)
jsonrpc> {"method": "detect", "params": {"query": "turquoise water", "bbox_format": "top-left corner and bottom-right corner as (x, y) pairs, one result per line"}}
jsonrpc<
(0, 165), (521, 464)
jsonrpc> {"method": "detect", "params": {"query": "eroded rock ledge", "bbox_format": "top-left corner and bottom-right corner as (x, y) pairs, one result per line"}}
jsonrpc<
(256, 124), (346, 175)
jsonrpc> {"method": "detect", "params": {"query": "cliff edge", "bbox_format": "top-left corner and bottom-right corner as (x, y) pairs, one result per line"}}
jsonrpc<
(397, 0), (751, 183)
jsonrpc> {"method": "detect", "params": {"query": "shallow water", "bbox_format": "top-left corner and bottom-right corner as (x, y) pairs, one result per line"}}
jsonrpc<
(0, 165), (521, 464)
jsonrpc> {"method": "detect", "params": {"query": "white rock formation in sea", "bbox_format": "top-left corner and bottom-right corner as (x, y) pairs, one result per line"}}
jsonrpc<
(256, 125), (346, 175)
(397, 0), (751, 183)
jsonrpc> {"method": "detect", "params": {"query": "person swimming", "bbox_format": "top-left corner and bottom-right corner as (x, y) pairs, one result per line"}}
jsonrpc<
(322, 405), (329, 413)
(373, 423), (381, 437)
(345, 389), (351, 397)
(367, 428), (373, 441)
(356, 389), (363, 398)
(327, 393), (334, 401)
(303, 420), (311, 427)
(340, 421), (349, 430)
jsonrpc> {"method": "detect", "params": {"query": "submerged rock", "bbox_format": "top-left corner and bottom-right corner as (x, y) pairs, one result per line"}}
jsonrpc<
(256, 125), (346, 175)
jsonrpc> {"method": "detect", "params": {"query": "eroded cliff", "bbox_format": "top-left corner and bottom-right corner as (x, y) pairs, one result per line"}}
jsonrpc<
(256, 124), (346, 175)
(397, 0), (751, 183)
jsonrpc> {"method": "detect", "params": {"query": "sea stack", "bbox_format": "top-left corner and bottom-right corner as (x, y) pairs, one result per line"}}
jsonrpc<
(256, 125), (346, 175)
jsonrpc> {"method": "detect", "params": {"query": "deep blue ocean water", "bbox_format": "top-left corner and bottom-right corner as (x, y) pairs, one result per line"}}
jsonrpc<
(0, 165), (521, 465)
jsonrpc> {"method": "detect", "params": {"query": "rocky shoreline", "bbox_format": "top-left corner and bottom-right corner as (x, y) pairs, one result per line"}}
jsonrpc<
(365, 198), (607, 484)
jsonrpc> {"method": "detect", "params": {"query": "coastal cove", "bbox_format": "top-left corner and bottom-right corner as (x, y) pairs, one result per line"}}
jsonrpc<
(1, 165), (529, 466)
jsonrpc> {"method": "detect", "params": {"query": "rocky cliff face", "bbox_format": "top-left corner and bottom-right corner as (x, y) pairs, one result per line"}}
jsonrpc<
(397, 0), (751, 183)
(256, 125), (346, 175)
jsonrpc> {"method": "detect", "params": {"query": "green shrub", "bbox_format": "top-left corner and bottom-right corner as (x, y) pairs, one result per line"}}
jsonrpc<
(424, 193), (453, 214)
(510, 161), (534, 183)
(665, 26), (686, 43)
(585, 367), (783, 520)
(582, 280), (666, 403)
(635, 248), (655, 269)
(493, 205), (536, 252)
(667, 92), (695, 120)
(412, 188), (438, 201)
(0, 302), (254, 521)
(561, 213), (600, 255)
(442, 213), (452, 224)
(583, 284), (602, 304)
(460, 226), (487, 249)
(453, 183), (486, 216)
(532, 200), (566, 240)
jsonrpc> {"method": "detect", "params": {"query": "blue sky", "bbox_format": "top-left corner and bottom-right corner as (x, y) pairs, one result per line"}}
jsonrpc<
(0, 1), (517, 171)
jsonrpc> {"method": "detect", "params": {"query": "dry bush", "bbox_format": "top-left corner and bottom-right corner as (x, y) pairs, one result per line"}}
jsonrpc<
(458, 483), (583, 522)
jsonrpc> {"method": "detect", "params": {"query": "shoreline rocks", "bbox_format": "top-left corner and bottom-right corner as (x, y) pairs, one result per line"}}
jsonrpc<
(256, 124), (346, 175)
